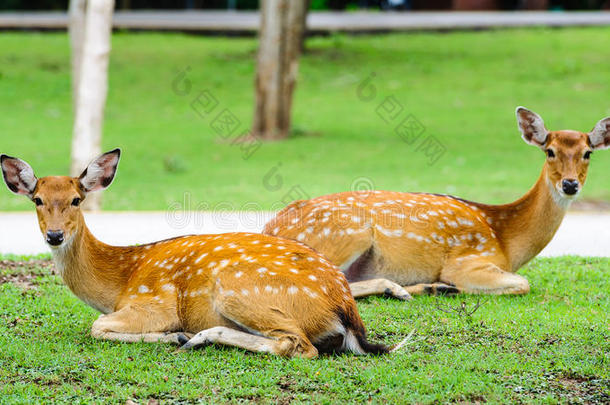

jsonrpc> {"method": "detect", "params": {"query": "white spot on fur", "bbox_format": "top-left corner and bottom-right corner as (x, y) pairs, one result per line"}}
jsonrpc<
(194, 253), (208, 264)
(302, 286), (318, 298)
(375, 224), (403, 237)
(457, 218), (474, 226)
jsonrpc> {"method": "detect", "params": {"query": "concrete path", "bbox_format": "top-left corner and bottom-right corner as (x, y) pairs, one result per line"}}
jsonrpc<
(1, 11), (610, 33)
(1, 211), (608, 257)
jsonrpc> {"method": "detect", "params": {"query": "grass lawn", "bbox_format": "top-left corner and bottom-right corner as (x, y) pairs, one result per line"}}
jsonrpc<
(0, 255), (608, 403)
(1, 28), (610, 211)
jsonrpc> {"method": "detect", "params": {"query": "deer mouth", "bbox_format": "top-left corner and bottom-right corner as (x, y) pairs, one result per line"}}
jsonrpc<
(45, 231), (75, 250)
(555, 182), (580, 199)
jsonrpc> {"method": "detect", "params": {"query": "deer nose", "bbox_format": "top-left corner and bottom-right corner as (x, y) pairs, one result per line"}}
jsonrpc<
(46, 230), (64, 246)
(561, 179), (579, 195)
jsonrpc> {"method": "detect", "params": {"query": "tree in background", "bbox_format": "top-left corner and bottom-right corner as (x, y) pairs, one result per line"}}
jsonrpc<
(69, 0), (114, 210)
(252, 0), (308, 140)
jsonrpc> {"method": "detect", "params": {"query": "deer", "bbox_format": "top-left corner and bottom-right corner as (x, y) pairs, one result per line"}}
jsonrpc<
(1, 149), (396, 358)
(263, 107), (610, 298)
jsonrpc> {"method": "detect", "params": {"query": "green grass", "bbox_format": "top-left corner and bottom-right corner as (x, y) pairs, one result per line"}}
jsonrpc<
(0, 256), (608, 403)
(1, 29), (610, 211)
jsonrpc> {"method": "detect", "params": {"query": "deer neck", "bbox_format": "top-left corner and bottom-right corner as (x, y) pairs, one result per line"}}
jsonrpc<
(486, 166), (571, 271)
(51, 215), (134, 314)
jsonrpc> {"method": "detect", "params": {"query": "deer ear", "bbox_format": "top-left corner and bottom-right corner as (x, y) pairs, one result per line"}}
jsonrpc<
(588, 117), (610, 150)
(1, 155), (38, 197)
(516, 107), (548, 149)
(78, 149), (121, 193)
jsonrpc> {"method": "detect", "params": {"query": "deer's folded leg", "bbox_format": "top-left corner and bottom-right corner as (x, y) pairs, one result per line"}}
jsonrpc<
(349, 279), (412, 301)
(179, 326), (286, 354)
(91, 304), (183, 344)
(402, 283), (460, 296)
(442, 260), (530, 295)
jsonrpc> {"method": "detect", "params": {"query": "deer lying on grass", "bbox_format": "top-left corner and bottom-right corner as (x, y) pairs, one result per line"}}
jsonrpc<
(1, 149), (393, 358)
(264, 107), (610, 298)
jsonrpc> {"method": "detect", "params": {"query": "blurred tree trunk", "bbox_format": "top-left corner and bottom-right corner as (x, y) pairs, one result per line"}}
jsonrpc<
(252, 0), (308, 140)
(300, 0), (311, 53)
(69, 0), (114, 211)
(69, 0), (86, 106)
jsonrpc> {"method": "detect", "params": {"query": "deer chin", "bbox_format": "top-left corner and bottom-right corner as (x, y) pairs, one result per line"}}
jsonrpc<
(49, 235), (76, 277)
(547, 178), (577, 209)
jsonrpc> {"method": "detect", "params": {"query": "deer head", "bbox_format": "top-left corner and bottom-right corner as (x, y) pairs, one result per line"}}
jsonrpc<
(1, 149), (121, 248)
(516, 107), (610, 200)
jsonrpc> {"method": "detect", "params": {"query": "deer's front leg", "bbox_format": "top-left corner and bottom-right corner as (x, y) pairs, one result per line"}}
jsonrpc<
(442, 260), (530, 295)
(91, 304), (187, 344)
(401, 283), (460, 296)
(349, 279), (412, 301)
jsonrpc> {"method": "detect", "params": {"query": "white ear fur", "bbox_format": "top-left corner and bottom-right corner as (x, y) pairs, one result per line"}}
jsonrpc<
(1, 155), (38, 197)
(588, 117), (610, 150)
(78, 149), (121, 193)
(516, 106), (548, 148)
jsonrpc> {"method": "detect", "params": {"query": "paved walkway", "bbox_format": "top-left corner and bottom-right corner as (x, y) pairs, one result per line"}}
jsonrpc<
(1, 211), (608, 257)
(1, 11), (609, 33)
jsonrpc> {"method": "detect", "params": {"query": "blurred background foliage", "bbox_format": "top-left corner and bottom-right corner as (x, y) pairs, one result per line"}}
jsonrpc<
(2, 28), (609, 210)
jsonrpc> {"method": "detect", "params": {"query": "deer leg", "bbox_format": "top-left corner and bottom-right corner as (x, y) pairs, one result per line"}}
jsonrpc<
(91, 305), (185, 344)
(180, 326), (311, 357)
(441, 261), (530, 295)
(188, 295), (319, 358)
(396, 283), (460, 295)
(402, 283), (461, 296)
(349, 279), (412, 301)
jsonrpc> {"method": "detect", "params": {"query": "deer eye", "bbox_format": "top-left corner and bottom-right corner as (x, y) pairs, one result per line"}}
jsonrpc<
(71, 197), (81, 207)
(33, 197), (43, 206)
(546, 149), (556, 158)
(583, 151), (592, 160)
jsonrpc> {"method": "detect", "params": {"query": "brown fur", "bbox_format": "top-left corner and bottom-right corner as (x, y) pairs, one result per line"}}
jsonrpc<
(1, 151), (388, 357)
(263, 109), (610, 297)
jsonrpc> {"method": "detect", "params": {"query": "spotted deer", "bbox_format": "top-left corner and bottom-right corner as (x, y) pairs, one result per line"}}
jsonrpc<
(264, 107), (610, 298)
(1, 149), (394, 358)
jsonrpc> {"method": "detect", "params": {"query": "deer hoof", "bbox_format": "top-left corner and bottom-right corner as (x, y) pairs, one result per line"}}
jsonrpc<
(176, 333), (190, 346)
(435, 285), (460, 296)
